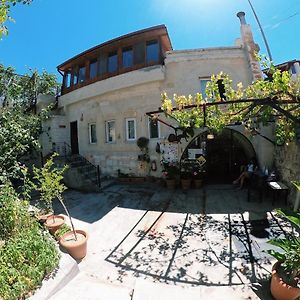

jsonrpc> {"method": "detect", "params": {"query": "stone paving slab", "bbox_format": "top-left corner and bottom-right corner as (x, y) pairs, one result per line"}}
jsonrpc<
(132, 279), (260, 300)
(51, 272), (132, 300)
(32, 184), (289, 299)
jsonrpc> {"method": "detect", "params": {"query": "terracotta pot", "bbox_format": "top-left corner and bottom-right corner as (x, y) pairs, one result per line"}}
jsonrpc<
(45, 215), (65, 235)
(181, 179), (191, 190)
(59, 230), (88, 260)
(166, 179), (176, 189)
(271, 262), (300, 300)
(37, 212), (53, 223)
(194, 179), (203, 189)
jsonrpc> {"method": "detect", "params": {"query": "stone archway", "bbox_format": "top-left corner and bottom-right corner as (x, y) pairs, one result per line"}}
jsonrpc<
(180, 128), (256, 183)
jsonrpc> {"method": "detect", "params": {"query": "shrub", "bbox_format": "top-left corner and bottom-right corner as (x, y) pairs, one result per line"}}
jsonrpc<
(0, 225), (59, 300)
(0, 184), (31, 240)
(0, 182), (59, 300)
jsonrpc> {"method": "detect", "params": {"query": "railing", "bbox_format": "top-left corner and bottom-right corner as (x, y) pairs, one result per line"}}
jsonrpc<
(52, 142), (101, 188)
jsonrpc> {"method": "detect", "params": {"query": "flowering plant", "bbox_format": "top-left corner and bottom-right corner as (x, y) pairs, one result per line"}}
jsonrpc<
(162, 161), (179, 180)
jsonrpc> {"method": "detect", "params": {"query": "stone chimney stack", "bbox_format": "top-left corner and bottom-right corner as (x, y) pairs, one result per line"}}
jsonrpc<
(237, 11), (262, 81)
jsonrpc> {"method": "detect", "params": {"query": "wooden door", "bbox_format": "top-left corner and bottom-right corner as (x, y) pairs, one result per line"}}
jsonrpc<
(70, 121), (79, 155)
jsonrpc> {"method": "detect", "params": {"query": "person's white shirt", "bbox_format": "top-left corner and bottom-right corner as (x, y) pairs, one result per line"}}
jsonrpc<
(247, 164), (254, 173)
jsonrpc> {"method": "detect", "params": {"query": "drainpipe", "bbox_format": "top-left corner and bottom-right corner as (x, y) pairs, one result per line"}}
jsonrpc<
(237, 11), (263, 82)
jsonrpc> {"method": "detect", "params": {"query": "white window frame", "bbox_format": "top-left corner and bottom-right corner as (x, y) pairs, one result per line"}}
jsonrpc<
(125, 118), (137, 141)
(105, 120), (116, 143)
(199, 77), (211, 100)
(148, 117), (160, 139)
(88, 123), (97, 144)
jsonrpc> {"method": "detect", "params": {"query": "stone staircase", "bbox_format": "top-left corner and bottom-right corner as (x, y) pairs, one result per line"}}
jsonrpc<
(54, 153), (101, 193)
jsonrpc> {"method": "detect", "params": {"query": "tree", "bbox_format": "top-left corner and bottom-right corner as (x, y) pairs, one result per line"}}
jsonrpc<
(0, 0), (32, 37)
(161, 57), (300, 145)
(0, 63), (58, 182)
(0, 64), (59, 108)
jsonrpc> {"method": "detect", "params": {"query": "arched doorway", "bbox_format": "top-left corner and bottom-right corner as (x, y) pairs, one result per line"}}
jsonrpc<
(180, 128), (256, 183)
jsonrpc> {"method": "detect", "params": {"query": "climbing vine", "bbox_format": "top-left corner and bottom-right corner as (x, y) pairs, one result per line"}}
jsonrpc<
(161, 57), (300, 144)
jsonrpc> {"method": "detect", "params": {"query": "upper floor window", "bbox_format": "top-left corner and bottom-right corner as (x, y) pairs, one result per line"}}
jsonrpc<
(126, 118), (136, 141)
(133, 42), (145, 65)
(105, 120), (116, 143)
(148, 117), (160, 139)
(200, 78), (226, 101)
(200, 78), (210, 100)
(64, 72), (71, 88)
(89, 123), (97, 144)
(146, 40), (159, 63)
(122, 47), (133, 68)
(78, 66), (86, 83)
(72, 69), (78, 86)
(108, 51), (118, 73)
(99, 54), (107, 75)
(89, 60), (98, 79)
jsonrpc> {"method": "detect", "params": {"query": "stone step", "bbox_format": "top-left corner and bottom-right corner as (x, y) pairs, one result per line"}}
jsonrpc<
(50, 272), (132, 300)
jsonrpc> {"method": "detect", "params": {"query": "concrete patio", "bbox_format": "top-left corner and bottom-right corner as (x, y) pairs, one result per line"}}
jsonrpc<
(32, 182), (291, 299)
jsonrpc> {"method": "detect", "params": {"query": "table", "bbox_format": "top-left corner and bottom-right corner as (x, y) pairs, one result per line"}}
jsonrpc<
(267, 181), (289, 205)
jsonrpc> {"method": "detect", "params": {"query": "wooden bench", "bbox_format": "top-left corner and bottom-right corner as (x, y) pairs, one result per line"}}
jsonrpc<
(267, 181), (289, 205)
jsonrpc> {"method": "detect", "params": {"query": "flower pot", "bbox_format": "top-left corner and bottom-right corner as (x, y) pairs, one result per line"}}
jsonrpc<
(194, 179), (203, 189)
(181, 179), (191, 190)
(166, 179), (176, 189)
(37, 212), (53, 223)
(271, 262), (300, 300)
(59, 230), (88, 260)
(45, 215), (65, 235)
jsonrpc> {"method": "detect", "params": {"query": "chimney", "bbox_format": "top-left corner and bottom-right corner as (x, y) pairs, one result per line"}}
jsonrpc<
(237, 11), (262, 81)
(237, 11), (247, 25)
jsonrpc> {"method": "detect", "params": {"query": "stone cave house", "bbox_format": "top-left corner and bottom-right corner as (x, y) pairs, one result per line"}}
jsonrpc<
(38, 12), (285, 189)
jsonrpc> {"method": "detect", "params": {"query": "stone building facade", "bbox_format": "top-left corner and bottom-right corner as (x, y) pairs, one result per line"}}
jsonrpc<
(40, 12), (278, 181)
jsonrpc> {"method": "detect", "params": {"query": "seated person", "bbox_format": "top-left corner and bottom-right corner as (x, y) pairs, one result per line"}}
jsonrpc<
(233, 159), (257, 189)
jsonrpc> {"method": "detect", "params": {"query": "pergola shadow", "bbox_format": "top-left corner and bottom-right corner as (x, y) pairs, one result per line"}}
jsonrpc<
(100, 185), (290, 299)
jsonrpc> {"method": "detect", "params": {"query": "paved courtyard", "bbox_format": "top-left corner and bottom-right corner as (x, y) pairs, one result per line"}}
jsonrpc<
(36, 182), (291, 299)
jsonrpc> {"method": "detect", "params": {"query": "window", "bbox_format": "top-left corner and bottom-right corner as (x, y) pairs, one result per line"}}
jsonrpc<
(146, 40), (159, 63)
(99, 54), (107, 75)
(200, 78), (210, 99)
(78, 66), (86, 83)
(105, 120), (116, 143)
(291, 64), (297, 75)
(122, 47), (133, 68)
(133, 42), (145, 65)
(126, 118), (136, 141)
(64, 72), (71, 88)
(89, 60), (98, 79)
(89, 123), (97, 144)
(72, 69), (78, 86)
(200, 78), (226, 101)
(148, 117), (160, 139)
(108, 51), (118, 73)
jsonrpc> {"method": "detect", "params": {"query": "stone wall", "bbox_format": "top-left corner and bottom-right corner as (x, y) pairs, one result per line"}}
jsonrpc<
(274, 142), (300, 205)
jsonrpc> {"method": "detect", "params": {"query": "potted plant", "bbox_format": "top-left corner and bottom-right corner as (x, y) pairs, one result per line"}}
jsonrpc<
(35, 154), (88, 260)
(180, 164), (192, 190)
(162, 161), (179, 189)
(267, 209), (300, 300)
(33, 155), (66, 233)
(192, 165), (205, 189)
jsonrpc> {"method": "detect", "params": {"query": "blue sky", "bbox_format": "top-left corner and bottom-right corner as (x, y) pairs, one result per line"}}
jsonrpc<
(0, 0), (299, 80)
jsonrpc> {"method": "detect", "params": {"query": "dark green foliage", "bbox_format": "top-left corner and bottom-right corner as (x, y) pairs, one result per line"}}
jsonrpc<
(0, 225), (59, 300)
(267, 209), (300, 278)
(0, 184), (59, 300)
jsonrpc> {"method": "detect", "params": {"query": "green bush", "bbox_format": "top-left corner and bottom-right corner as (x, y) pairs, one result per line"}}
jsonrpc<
(0, 223), (59, 300)
(0, 183), (59, 300)
(0, 184), (31, 240)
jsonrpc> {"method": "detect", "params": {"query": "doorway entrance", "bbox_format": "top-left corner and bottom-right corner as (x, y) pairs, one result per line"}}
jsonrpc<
(70, 121), (79, 155)
(181, 129), (256, 183)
